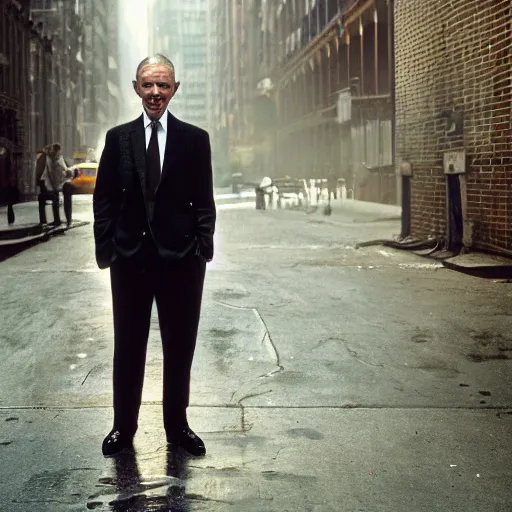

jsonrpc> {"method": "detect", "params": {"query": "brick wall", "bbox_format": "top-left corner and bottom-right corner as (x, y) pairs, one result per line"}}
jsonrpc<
(395, 0), (512, 253)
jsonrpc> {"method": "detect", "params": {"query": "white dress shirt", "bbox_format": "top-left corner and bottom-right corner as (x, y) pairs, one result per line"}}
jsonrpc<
(143, 109), (168, 172)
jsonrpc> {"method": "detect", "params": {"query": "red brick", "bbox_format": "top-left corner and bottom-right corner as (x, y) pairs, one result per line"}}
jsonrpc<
(396, 0), (512, 251)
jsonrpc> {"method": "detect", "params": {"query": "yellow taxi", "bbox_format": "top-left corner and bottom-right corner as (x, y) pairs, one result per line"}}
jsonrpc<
(70, 162), (98, 194)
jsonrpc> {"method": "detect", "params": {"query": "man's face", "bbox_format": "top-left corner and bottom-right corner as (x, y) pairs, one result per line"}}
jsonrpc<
(133, 64), (180, 121)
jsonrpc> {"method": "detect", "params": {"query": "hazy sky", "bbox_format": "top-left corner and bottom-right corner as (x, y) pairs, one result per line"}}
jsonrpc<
(117, 0), (150, 122)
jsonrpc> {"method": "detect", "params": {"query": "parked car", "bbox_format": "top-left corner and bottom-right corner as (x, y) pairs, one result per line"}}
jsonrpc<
(70, 162), (98, 194)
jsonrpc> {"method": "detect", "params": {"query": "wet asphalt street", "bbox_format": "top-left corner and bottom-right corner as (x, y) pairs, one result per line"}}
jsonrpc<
(0, 196), (511, 511)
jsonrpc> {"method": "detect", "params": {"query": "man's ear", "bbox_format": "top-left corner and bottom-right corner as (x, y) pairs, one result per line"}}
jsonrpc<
(132, 80), (141, 97)
(174, 81), (181, 95)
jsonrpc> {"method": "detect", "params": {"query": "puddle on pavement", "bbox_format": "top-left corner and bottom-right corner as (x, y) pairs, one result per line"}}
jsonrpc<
(286, 428), (324, 440)
(398, 262), (443, 270)
(87, 477), (185, 511)
(87, 447), (190, 511)
(260, 470), (317, 484)
(209, 327), (240, 338)
(467, 330), (512, 362)
(213, 289), (248, 301)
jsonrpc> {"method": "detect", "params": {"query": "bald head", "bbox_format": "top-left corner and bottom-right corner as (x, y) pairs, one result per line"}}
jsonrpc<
(135, 54), (175, 81)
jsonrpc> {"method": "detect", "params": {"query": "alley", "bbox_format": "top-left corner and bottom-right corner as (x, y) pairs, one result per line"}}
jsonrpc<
(0, 197), (511, 511)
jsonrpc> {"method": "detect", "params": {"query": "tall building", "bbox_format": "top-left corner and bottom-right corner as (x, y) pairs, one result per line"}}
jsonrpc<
(150, 0), (209, 130)
(0, 0), (33, 202)
(210, 0), (395, 197)
(1, 0), (89, 201)
(273, 0), (395, 203)
(81, 0), (121, 150)
(208, 0), (262, 184)
(30, 0), (120, 153)
(0, 0), (121, 205)
(29, 0), (88, 157)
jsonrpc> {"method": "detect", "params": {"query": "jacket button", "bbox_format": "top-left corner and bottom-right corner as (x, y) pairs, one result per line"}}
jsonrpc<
(190, 202), (193, 206)
(142, 231), (146, 236)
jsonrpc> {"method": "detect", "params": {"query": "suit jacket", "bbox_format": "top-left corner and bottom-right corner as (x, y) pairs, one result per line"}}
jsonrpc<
(93, 112), (216, 269)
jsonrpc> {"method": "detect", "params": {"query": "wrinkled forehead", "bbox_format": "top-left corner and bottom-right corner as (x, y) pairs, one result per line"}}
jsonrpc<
(137, 65), (175, 85)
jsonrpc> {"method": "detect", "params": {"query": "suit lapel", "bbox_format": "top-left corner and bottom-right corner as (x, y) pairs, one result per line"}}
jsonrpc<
(129, 115), (147, 200)
(161, 112), (183, 183)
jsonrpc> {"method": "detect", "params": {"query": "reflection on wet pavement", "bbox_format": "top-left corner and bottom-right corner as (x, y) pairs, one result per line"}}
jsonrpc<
(87, 445), (190, 511)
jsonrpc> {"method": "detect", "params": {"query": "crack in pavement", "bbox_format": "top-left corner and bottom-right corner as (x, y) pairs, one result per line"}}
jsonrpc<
(272, 447), (284, 461)
(313, 338), (460, 376)
(213, 300), (284, 374)
(81, 366), (98, 386)
(253, 307), (284, 373)
(343, 342), (385, 368)
(214, 300), (284, 413)
(2, 404), (512, 413)
(310, 337), (346, 352)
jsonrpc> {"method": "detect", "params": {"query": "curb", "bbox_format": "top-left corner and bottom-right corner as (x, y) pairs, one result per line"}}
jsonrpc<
(442, 258), (512, 279)
(356, 237), (512, 279)
(0, 220), (90, 262)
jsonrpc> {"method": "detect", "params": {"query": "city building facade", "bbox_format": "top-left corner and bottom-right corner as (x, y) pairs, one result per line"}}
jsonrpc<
(211, 0), (396, 202)
(0, 0), (120, 205)
(274, 0), (395, 203)
(81, 0), (120, 150)
(150, 0), (209, 130)
(29, 0), (88, 159)
(1, 0), (49, 202)
(208, 0), (248, 184)
(395, 0), (512, 254)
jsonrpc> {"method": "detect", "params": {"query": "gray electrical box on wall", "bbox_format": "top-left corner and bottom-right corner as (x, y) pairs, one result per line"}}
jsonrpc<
(399, 162), (413, 176)
(443, 150), (466, 174)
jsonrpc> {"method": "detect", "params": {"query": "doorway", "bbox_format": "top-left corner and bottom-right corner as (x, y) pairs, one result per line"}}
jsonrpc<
(446, 174), (463, 253)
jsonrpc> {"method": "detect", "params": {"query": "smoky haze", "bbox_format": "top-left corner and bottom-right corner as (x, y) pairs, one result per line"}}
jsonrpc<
(94, 0), (149, 158)
(116, 0), (149, 123)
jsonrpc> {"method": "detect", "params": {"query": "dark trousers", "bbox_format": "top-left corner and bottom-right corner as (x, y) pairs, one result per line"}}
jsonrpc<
(109, 251), (206, 437)
(38, 189), (61, 224)
(7, 203), (15, 224)
(38, 183), (74, 225)
(62, 182), (74, 224)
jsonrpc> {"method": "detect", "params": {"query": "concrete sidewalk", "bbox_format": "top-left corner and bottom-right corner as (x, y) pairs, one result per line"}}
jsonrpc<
(0, 200), (88, 262)
(286, 196), (512, 276)
(442, 252), (512, 278)
(316, 196), (401, 222)
(0, 200), (42, 233)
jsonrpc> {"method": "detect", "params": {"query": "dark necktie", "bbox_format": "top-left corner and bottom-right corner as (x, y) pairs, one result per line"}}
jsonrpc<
(146, 120), (161, 200)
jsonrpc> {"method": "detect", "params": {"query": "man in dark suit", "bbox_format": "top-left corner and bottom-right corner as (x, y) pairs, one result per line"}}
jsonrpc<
(93, 54), (216, 457)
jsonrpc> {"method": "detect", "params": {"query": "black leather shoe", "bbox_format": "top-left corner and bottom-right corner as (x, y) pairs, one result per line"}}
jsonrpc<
(167, 427), (206, 456)
(102, 429), (133, 457)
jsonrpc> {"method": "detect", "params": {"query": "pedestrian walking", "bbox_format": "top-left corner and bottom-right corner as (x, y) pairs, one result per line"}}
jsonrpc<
(35, 145), (51, 191)
(93, 54), (216, 457)
(38, 143), (74, 226)
(61, 180), (75, 228)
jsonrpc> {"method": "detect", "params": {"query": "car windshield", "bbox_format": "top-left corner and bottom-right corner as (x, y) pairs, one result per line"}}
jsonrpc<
(79, 167), (97, 177)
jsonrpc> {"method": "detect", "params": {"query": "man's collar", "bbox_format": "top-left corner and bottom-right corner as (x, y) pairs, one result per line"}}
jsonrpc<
(142, 110), (168, 131)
